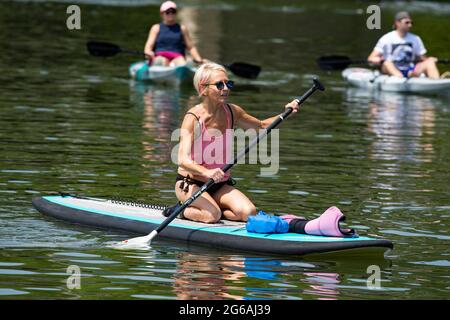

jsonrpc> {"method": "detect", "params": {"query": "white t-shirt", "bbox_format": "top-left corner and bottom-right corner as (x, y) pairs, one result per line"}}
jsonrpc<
(374, 31), (427, 72)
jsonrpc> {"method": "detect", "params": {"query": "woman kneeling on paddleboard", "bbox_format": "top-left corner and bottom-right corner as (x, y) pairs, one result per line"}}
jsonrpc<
(164, 63), (300, 223)
(144, 1), (205, 66)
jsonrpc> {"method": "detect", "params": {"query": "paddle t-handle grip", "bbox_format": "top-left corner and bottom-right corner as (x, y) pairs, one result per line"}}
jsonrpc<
(295, 78), (325, 104)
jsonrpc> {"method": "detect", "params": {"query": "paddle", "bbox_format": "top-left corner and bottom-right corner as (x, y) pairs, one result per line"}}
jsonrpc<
(113, 78), (325, 249)
(86, 41), (144, 57)
(317, 54), (450, 71)
(224, 62), (261, 80)
(86, 41), (261, 79)
(317, 55), (368, 71)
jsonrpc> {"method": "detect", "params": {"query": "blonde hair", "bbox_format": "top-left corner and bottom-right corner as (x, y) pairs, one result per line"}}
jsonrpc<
(193, 62), (227, 97)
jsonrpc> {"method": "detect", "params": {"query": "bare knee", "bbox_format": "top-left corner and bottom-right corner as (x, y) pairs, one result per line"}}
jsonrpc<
(420, 58), (434, 71)
(201, 208), (222, 223)
(184, 206), (221, 224)
(237, 203), (257, 221)
(425, 57), (436, 65)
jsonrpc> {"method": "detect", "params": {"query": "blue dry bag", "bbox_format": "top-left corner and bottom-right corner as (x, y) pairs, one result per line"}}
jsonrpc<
(246, 211), (289, 234)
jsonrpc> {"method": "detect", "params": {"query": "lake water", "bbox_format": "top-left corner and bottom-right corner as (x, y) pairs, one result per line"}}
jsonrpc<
(0, 0), (449, 300)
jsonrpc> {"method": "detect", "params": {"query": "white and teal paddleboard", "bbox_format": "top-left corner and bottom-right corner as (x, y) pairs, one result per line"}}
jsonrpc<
(32, 195), (393, 256)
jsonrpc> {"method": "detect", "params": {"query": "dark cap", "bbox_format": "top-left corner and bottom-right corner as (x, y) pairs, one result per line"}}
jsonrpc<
(395, 11), (411, 21)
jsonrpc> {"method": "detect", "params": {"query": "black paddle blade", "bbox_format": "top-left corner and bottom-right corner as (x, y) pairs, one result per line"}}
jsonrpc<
(226, 62), (261, 79)
(316, 55), (352, 71)
(86, 41), (122, 57)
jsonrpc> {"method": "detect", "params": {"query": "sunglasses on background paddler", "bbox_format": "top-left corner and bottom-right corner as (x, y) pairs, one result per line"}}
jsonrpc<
(205, 80), (235, 90)
(165, 8), (177, 15)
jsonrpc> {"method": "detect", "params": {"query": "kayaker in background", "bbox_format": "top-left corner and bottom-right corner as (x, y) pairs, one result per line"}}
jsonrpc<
(144, 1), (206, 66)
(164, 62), (300, 224)
(367, 11), (440, 79)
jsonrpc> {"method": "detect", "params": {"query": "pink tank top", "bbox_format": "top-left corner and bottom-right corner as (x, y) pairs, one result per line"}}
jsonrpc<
(190, 104), (233, 182)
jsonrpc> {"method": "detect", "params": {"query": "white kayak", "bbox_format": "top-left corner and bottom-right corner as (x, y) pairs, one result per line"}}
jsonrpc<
(342, 68), (450, 94)
(129, 60), (197, 83)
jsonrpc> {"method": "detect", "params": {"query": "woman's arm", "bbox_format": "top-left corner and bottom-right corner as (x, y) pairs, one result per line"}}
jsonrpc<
(233, 100), (300, 131)
(181, 25), (204, 63)
(144, 24), (160, 60)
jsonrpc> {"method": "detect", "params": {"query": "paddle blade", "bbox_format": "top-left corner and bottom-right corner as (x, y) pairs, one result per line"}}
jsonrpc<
(87, 41), (122, 57)
(110, 230), (157, 250)
(317, 55), (353, 71)
(226, 62), (261, 79)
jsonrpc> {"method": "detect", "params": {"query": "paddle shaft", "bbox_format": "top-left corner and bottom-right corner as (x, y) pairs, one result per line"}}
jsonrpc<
(148, 79), (324, 242)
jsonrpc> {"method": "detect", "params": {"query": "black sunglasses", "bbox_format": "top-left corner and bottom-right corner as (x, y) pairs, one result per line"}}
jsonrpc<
(165, 8), (177, 14)
(205, 80), (234, 90)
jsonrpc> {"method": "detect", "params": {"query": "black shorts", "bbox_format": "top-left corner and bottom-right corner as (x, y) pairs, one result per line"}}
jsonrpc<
(176, 174), (235, 197)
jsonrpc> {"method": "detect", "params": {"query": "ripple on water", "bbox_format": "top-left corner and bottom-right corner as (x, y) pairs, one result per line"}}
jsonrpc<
(248, 189), (268, 194)
(0, 262), (24, 267)
(25, 287), (61, 292)
(410, 260), (450, 267)
(52, 252), (101, 258)
(69, 259), (120, 265)
(103, 275), (174, 283)
(0, 289), (29, 296)
(380, 229), (450, 241)
(288, 190), (310, 196)
(131, 294), (176, 300)
(0, 269), (37, 275)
